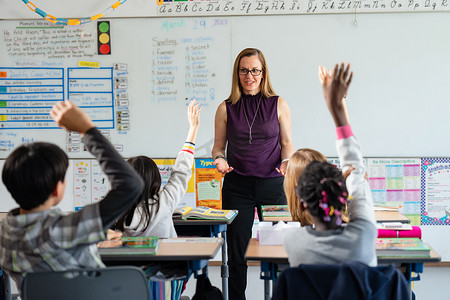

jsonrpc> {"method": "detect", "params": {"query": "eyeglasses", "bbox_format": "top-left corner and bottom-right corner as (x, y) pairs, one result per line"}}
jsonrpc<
(238, 68), (262, 76)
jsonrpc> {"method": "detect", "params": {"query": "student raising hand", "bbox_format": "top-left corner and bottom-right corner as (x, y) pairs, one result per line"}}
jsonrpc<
(112, 99), (202, 239)
(283, 62), (377, 269)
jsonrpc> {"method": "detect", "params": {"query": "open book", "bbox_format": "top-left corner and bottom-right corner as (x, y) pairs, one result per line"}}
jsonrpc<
(172, 206), (237, 221)
(99, 236), (159, 255)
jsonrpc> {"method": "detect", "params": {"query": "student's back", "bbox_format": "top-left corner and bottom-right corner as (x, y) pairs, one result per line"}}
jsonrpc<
(0, 101), (143, 288)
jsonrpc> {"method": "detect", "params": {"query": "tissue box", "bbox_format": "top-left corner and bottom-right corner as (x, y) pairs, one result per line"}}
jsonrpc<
(258, 221), (300, 245)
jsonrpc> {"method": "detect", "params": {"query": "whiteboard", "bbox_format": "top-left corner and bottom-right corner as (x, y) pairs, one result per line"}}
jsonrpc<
(0, 17), (232, 158)
(1, 13), (450, 157)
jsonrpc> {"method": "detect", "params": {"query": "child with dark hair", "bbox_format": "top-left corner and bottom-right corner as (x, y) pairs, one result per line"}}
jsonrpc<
(0, 100), (144, 288)
(284, 63), (377, 267)
(113, 100), (201, 238)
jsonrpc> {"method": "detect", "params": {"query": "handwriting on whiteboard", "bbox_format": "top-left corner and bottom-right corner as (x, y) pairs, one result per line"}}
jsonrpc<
(156, 0), (450, 16)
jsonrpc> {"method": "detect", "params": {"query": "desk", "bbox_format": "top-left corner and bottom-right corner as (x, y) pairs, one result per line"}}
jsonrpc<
(374, 211), (411, 223)
(173, 213), (237, 300)
(263, 210), (411, 224)
(245, 238), (440, 300)
(101, 237), (222, 283)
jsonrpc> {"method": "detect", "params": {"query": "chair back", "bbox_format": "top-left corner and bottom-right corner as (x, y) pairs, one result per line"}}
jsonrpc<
(21, 266), (149, 300)
(272, 261), (409, 300)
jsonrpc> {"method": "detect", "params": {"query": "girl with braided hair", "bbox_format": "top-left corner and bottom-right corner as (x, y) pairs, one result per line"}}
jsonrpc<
(284, 63), (377, 267)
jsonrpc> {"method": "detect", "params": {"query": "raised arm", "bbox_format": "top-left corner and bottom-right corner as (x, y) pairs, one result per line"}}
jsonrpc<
(212, 101), (233, 174)
(50, 100), (144, 228)
(160, 100), (201, 210)
(320, 64), (375, 224)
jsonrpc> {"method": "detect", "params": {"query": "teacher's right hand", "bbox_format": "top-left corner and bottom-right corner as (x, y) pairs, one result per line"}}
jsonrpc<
(213, 158), (234, 174)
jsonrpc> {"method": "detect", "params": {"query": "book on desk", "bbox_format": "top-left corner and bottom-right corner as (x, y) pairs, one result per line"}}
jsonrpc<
(261, 205), (290, 218)
(172, 206), (237, 221)
(375, 238), (430, 257)
(99, 236), (159, 255)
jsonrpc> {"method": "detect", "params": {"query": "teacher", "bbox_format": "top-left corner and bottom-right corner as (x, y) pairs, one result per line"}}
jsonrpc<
(212, 48), (294, 299)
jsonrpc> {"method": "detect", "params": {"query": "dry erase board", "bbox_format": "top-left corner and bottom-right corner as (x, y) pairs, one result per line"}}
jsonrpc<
(1, 13), (450, 158)
(0, 18), (231, 158)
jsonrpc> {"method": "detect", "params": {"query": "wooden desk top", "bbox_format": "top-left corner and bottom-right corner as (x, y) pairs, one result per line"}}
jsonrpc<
(374, 211), (410, 223)
(100, 237), (223, 262)
(245, 238), (288, 263)
(245, 238), (441, 264)
(263, 211), (411, 224)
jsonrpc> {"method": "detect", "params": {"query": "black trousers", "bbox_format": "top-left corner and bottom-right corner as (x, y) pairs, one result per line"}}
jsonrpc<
(222, 172), (287, 300)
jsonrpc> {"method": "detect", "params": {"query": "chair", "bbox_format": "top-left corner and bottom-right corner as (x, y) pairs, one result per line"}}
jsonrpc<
(272, 261), (409, 300)
(21, 266), (149, 300)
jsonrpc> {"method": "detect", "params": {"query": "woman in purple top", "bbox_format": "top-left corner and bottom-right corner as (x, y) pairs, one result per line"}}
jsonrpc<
(212, 48), (294, 299)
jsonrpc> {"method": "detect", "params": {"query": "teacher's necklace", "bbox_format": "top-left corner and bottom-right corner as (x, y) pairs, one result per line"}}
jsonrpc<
(242, 94), (262, 144)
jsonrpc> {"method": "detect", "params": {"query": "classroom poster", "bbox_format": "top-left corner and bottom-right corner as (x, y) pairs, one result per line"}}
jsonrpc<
(73, 159), (110, 211)
(327, 158), (341, 169)
(421, 158), (450, 225)
(367, 158), (421, 225)
(154, 159), (196, 208)
(195, 158), (223, 209)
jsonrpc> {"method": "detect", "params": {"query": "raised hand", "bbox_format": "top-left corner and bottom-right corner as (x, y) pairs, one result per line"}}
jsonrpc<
(187, 99), (201, 129)
(320, 63), (353, 127)
(318, 65), (333, 85)
(50, 100), (94, 134)
(185, 99), (201, 144)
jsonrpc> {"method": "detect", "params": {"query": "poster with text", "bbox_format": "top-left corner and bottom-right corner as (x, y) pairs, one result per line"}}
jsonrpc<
(154, 158), (196, 208)
(73, 159), (110, 211)
(367, 158), (421, 225)
(195, 158), (223, 209)
(421, 158), (450, 225)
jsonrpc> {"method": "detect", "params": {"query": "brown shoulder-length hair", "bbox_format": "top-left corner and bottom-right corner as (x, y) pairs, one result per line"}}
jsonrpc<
(284, 148), (327, 226)
(228, 48), (277, 104)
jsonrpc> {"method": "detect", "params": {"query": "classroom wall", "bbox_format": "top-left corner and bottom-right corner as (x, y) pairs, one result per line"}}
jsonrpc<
(1, 0), (450, 261)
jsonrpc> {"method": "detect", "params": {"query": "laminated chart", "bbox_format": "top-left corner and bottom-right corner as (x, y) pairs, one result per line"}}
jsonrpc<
(195, 158), (223, 209)
(367, 158), (421, 225)
(73, 159), (110, 211)
(0, 67), (63, 129)
(68, 67), (114, 129)
(421, 158), (450, 225)
(154, 158), (196, 208)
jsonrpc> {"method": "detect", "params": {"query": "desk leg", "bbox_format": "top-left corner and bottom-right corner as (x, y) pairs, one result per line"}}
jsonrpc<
(260, 262), (272, 300)
(3, 272), (11, 300)
(403, 263), (423, 300)
(221, 231), (229, 300)
(264, 276), (271, 300)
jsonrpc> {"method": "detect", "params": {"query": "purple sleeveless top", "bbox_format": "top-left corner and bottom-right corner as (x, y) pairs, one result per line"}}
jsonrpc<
(226, 93), (281, 178)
